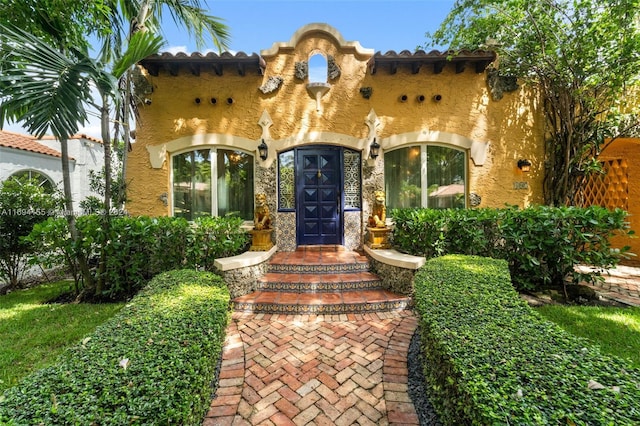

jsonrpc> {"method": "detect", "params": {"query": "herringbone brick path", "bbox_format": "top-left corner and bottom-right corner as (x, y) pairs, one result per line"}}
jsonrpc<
(203, 310), (419, 426)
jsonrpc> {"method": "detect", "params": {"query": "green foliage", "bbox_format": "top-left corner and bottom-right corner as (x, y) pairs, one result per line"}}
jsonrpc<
(427, 0), (640, 205)
(414, 255), (640, 425)
(187, 215), (250, 271)
(392, 206), (631, 291)
(0, 269), (230, 425)
(28, 215), (248, 300)
(0, 177), (62, 289)
(0, 281), (124, 392)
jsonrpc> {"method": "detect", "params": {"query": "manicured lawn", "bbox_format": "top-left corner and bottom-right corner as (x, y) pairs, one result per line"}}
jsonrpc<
(536, 305), (640, 368)
(0, 281), (124, 391)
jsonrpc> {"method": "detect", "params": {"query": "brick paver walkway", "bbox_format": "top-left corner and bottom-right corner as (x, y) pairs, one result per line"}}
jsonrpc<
(576, 264), (640, 307)
(203, 311), (419, 426)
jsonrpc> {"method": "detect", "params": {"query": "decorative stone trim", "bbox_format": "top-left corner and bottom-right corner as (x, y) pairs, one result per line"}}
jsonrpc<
(364, 246), (426, 296)
(363, 246), (425, 269)
(259, 76), (284, 94)
(214, 246), (277, 298)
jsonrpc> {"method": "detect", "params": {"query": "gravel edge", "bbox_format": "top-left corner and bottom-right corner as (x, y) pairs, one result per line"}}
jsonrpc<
(407, 327), (443, 425)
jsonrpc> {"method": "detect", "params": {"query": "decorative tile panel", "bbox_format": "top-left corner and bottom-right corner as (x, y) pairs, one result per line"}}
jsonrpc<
(344, 150), (361, 209)
(276, 211), (297, 251)
(344, 211), (362, 251)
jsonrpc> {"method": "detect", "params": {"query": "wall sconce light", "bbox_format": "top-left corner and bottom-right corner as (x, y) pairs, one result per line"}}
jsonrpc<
(258, 139), (268, 161)
(369, 138), (381, 159)
(517, 159), (532, 172)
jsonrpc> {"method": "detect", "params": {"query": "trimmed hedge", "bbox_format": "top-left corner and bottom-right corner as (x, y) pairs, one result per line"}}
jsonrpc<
(414, 255), (640, 425)
(0, 269), (230, 425)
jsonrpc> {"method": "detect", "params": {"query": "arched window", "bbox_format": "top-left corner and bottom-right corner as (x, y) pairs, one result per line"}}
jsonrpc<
(308, 53), (327, 83)
(8, 170), (55, 193)
(384, 145), (466, 209)
(172, 148), (254, 220)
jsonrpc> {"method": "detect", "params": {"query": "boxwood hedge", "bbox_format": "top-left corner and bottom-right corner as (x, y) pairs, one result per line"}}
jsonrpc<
(0, 269), (230, 425)
(415, 255), (640, 425)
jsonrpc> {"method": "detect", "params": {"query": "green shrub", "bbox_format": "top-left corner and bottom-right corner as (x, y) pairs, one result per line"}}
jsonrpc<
(0, 269), (230, 425)
(414, 255), (640, 425)
(0, 177), (62, 291)
(28, 215), (248, 300)
(187, 215), (250, 271)
(392, 205), (631, 291)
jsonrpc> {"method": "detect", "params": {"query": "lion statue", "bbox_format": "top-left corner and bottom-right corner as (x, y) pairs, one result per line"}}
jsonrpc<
(368, 190), (387, 228)
(254, 193), (272, 230)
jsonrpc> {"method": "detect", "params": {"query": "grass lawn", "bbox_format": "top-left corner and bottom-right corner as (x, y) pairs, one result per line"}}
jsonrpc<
(0, 281), (124, 392)
(536, 304), (640, 368)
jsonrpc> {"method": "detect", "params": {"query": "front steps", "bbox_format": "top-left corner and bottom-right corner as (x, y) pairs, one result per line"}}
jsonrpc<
(232, 246), (411, 314)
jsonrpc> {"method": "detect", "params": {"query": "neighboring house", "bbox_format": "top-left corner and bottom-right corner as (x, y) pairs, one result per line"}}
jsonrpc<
(0, 130), (104, 211)
(127, 23), (545, 251)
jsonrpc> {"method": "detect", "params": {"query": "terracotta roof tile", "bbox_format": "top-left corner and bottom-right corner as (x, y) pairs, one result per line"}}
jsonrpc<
(0, 130), (63, 158)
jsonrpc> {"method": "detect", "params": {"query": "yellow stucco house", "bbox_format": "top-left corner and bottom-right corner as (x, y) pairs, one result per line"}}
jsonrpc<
(127, 23), (544, 251)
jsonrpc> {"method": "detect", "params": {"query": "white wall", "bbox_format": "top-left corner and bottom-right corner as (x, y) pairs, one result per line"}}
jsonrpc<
(0, 137), (106, 212)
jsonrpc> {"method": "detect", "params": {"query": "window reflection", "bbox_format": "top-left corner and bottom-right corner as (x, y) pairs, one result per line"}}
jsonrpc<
(384, 145), (466, 210)
(172, 148), (253, 220)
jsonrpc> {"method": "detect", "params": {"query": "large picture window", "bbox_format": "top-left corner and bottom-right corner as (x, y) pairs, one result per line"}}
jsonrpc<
(384, 145), (466, 210)
(172, 148), (254, 220)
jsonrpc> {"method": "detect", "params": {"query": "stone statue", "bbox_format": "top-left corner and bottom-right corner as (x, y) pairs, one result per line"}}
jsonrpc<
(253, 193), (272, 230)
(368, 190), (387, 228)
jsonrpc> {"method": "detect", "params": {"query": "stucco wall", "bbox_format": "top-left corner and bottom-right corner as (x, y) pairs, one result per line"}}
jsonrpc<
(127, 24), (545, 244)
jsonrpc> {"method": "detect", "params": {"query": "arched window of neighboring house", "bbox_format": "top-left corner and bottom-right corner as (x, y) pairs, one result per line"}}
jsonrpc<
(308, 53), (327, 83)
(171, 148), (254, 221)
(8, 170), (55, 193)
(384, 145), (467, 209)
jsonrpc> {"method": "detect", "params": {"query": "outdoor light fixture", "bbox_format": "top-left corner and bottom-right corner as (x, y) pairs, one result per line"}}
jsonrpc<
(517, 159), (532, 172)
(369, 138), (381, 160)
(258, 139), (268, 161)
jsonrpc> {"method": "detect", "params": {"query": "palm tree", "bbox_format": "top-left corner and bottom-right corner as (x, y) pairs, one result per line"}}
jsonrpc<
(0, 25), (163, 294)
(0, 25), (118, 289)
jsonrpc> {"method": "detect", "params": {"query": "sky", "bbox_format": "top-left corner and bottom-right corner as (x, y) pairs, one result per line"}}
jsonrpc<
(3, 0), (456, 138)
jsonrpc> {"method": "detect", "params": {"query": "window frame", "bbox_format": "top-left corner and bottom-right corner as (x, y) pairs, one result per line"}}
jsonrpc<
(8, 169), (56, 193)
(384, 144), (468, 210)
(170, 147), (254, 220)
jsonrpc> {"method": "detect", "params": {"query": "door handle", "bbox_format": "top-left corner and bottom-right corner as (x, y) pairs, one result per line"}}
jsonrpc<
(337, 190), (341, 215)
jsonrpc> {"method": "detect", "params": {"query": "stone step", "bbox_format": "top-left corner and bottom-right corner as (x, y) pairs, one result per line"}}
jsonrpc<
(231, 290), (411, 314)
(257, 271), (383, 292)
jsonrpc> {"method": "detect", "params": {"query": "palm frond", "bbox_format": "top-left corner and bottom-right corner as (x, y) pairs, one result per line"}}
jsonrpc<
(112, 31), (165, 78)
(157, 0), (231, 51)
(0, 24), (114, 140)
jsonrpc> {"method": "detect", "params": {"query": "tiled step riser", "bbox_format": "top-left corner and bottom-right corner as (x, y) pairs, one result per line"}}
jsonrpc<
(257, 279), (383, 292)
(268, 263), (370, 274)
(233, 300), (411, 314)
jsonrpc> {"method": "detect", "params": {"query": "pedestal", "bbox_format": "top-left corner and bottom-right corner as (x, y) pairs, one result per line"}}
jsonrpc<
(366, 226), (391, 249)
(250, 229), (274, 251)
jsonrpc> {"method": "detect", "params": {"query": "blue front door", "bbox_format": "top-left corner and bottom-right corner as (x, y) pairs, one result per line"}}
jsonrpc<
(296, 147), (342, 245)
